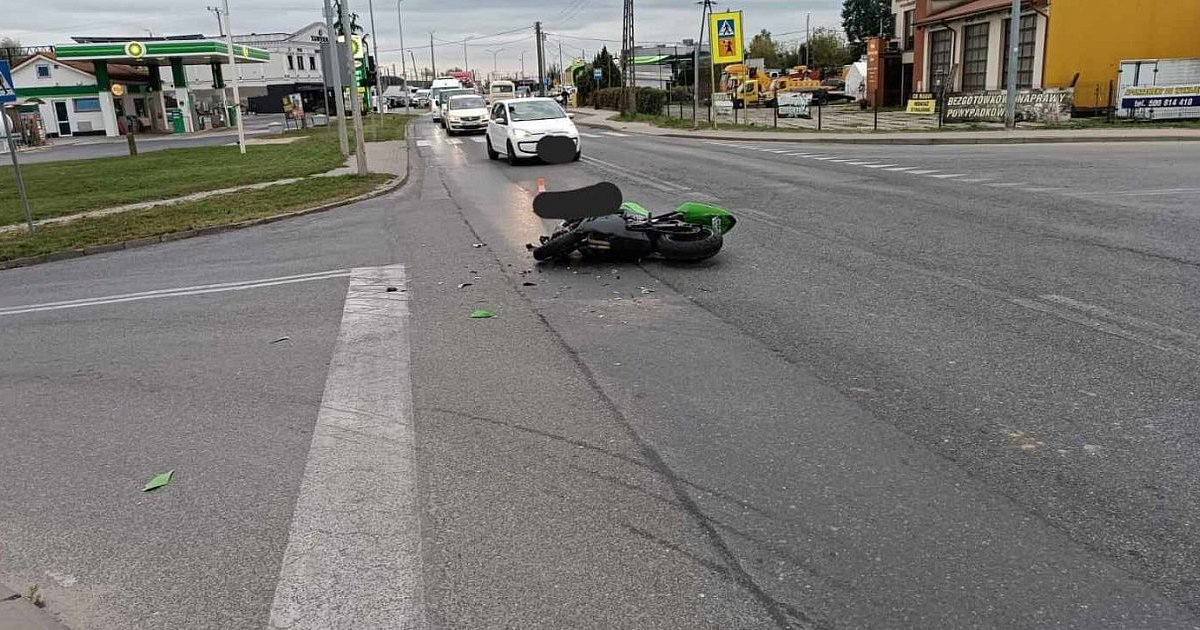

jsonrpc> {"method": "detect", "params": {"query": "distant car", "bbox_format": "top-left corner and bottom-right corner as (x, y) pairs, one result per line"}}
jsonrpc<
(437, 88), (476, 126)
(487, 80), (517, 105)
(486, 97), (580, 165)
(444, 94), (489, 135)
(414, 89), (431, 107)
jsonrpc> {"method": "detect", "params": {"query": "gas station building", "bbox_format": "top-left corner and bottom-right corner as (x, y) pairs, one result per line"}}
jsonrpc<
(11, 37), (268, 137)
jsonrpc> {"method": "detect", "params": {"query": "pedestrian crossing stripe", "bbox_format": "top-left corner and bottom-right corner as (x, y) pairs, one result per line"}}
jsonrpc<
(470, 136), (486, 143)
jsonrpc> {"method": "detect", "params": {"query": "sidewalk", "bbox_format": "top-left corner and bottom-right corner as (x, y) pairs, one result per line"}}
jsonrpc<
(0, 584), (69, 630)
(0, 140), (408, 235)
(570, 107), (1200, 145)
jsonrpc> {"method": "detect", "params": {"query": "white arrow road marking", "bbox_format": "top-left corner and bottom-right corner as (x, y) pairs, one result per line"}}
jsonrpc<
(268, 264), (426, 629)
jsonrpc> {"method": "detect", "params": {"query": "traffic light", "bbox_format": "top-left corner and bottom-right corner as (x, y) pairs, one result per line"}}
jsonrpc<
(365, 56), (378, 88)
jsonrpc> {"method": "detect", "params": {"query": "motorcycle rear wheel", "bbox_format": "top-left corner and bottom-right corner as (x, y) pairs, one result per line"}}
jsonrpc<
(655, 228), (723, 261)
(532, 231), (583, 261)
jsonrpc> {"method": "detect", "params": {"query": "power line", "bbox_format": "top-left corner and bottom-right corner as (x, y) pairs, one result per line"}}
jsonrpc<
(544, 31), (621, 44)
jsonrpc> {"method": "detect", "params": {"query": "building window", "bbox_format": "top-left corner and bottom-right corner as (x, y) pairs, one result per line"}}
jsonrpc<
(73, 98), (102, 112)
(287, 55), (295, 71)
(36, 64), (51, 79)
(903, 10), (915, 51)
(309, 56), (316, 70)
(961, 23), (989, 92)
(1001, 15), (1037, 89)
(929, 29), (953, 90)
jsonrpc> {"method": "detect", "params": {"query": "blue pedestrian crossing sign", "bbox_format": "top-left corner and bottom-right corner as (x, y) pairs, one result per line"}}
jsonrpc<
(0, 61), (16, 104)
(709, 11), (744, 64)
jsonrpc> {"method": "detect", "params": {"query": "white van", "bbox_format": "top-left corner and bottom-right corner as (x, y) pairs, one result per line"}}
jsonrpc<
(487, 80), (517, 105)
(429, 77), (464, 120)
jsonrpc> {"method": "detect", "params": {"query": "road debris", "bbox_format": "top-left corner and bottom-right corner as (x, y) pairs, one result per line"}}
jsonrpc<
(142, 470), (174, 492)
(470, 310), (495, 319)
(270, 336), (291, 344)
(458, 283), (473, 289)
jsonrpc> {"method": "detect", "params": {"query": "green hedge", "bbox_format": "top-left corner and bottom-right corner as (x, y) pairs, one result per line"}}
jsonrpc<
(590, 87), (669, 115)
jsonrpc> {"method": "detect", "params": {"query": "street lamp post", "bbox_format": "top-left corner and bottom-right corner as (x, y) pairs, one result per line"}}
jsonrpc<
(487, 48), (505, 80)
(397, 0), (409, 114)
(520, 50), (527, 79)
(221, 0), (247, 154)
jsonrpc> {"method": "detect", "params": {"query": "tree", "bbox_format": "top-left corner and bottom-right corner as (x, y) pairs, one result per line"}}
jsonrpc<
(808, 28), (853, 72)
(842, 0), (893, 56)
(0, 37), (21, 63)
(746, 29), (779, 68)
(575, 46), (622, 105)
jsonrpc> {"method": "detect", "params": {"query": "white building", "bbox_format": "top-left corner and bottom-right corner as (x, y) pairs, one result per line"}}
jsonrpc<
(186, 22), (331, 114)
(8, 52), (149, 137)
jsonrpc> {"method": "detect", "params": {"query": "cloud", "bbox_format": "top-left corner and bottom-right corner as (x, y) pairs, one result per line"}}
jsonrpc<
(6, 0), (844, 74)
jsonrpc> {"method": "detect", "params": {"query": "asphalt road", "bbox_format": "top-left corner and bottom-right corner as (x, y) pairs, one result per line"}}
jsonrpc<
(1, 116), (1199, 629)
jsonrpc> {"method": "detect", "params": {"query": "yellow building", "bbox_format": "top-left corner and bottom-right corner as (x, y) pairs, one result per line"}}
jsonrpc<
(1044, 0), (1200, 108)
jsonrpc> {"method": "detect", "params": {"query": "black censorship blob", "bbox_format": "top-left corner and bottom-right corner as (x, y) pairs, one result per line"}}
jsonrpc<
(536, 135), (577, 164)
(533, 182), (624, 220)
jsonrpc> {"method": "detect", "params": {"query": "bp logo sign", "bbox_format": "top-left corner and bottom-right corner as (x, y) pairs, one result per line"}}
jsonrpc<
(124, 41), (146, 58)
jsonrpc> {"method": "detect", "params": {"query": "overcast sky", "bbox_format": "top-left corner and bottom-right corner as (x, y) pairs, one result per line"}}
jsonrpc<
(7, 0), (844, 75)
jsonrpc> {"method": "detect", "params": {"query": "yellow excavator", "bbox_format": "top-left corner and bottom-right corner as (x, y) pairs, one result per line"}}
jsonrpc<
(722, 64), (826, 108)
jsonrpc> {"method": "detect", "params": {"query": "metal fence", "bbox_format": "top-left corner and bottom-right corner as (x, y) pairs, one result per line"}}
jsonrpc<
(712, 98), (943, 132)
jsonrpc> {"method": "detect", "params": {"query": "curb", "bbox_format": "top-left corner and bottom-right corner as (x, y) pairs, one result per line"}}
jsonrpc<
(574, 119), (1200, 146)
(0, 164), (409, 273)
(0, 584), (71, 630)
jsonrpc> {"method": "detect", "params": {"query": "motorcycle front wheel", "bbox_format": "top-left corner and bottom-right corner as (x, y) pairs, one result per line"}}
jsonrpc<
(532, 231), (584, 261)
(655, 228), (723, 261)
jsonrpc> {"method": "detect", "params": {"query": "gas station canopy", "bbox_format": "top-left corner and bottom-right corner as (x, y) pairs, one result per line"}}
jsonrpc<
(54, 39), (270, 66)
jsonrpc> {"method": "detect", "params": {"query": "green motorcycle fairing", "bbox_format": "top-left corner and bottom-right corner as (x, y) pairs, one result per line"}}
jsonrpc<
(675, 202), (736, 234)
(619, 201), (736, 234)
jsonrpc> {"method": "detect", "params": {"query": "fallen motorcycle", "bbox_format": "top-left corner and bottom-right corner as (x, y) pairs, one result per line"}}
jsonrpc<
(532, 199), (737, 262)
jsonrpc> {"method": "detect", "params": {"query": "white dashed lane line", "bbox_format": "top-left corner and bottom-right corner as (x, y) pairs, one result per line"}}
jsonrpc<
(602, 131), (629, 137)
(696, 140), (1062, 191)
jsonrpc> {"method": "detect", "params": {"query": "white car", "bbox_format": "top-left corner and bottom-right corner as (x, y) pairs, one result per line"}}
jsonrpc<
(486, 97), (580, 165)
(437, 88), (475, 126)
(443, 94), (489, 135)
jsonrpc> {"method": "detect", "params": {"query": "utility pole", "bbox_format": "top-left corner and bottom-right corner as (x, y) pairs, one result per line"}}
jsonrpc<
(520, 50), (527, 79)
(430, 33), (436, 77)
(221, 0), (247, 154)
(535, 22), (546, 96)
(340, 0), (368, 174)
(323, 0), (349, 156)
(621, 0), (635, 113)
(397, 0), (409, 114)
(558, 39), (564, 87)
(366, 0), (381, 114)
(810, 13), (816, 66)
(694, 0), (715, 127)
(1003, 0), (1020, 128)
(206, 6), (225, 37)
(463, 38), (470, 75)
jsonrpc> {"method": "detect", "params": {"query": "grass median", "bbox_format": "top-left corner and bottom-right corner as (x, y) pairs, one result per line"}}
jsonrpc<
(0, 114), (414, 227)
(0, 174), (391, 263)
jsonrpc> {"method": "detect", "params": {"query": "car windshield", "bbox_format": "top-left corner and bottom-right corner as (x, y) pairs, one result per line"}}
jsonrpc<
(508, 100), (566, 121)
(492, 85), (514, 93)
(450, 97), (485, 110)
